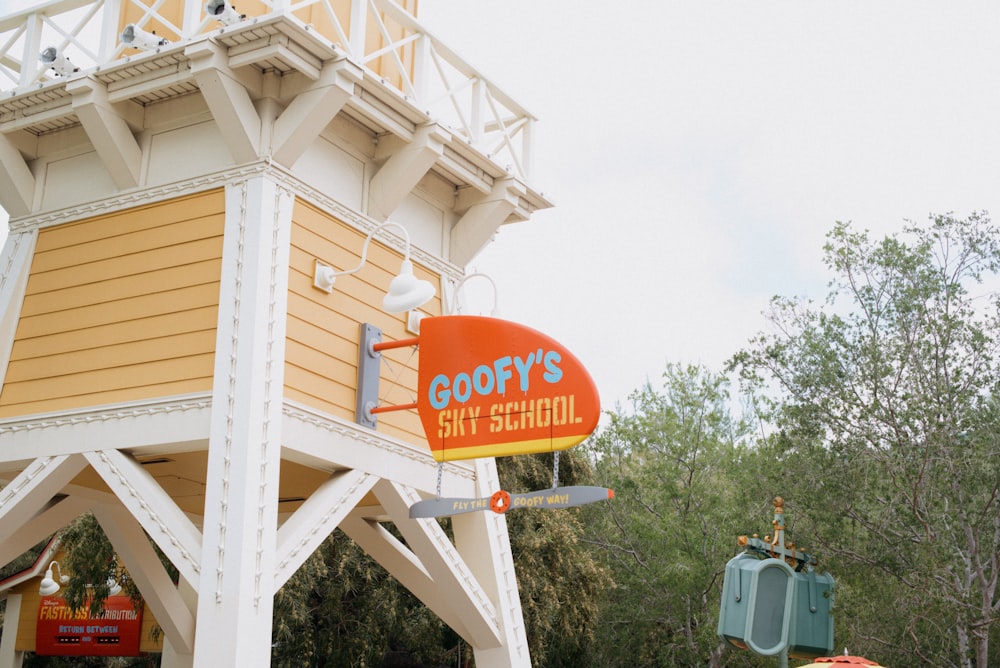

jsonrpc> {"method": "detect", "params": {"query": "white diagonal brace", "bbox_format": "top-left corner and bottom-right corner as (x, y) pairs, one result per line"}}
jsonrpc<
(453, 457), (530, 667)
(450, 178), (521, 267)
(0, 133), (35, 216)
(67, 77), (142, 189)
(0, 230), (37, 392)
(339, 510), (479, 644)
(0, 495), (84, 568)
(186, 41), (261, 163)
(84, 449), (202, 588)
(368, 123), (450, 222)
(270, 58), (362, 167)
(374, 478), (503, 649)
(0, 455), (87, 545)
(92, 502), (197, 655)
(274, 468), (376, 591)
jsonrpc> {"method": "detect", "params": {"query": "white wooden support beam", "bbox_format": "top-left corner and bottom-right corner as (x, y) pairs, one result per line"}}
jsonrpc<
(195, 176), (293, 667)
(0, 231), (37, 393)
(368, 123), (450, 222)
(186, 41), (261, 163)
(0, 592), (23, 666)
(67, 77), (142, 189)
(83, 449), (203, 589)
(450, 178), (522, 267)
(0, 495), (83, 568)
(0, 133), (35, 216)
(452, 457), (531, 667)
(270, 58), (362, 167)
(339, 510), (482, 644)
(92, 502), (197, 656)
(372, 479), (504, 649)
(273, 469), (376, 590)
(0, 455), (87, 545)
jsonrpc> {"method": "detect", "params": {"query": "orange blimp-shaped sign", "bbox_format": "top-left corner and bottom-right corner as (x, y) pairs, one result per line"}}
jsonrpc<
(416, 315), (601, 462)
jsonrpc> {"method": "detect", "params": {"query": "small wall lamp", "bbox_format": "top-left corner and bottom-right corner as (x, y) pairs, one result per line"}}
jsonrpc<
(313, 221), (435, 313)
(39, 560), (123, 596)
(39, 561), (68, 596)
(447, 272), (499, 316)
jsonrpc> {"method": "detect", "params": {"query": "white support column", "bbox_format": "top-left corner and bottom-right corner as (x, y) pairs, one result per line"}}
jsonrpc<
(0, 592), (24, 668)
(194, 176), (293, 667)
(452, 457), (530, 668)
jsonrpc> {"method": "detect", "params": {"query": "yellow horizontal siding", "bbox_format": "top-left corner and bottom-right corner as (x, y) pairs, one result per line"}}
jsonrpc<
(284, 200), (439, 444)
(0, 191), (225, 418)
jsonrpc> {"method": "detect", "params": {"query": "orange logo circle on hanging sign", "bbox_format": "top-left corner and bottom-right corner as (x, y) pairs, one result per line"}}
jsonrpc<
(490, 490), (511, 514)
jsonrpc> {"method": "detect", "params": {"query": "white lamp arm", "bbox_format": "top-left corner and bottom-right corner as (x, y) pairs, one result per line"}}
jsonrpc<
(327, 221), (414, 279)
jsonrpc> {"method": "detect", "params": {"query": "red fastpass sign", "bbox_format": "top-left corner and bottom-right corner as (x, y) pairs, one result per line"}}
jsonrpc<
(416, 316), (600, 462)
(36, 595), (142, 656)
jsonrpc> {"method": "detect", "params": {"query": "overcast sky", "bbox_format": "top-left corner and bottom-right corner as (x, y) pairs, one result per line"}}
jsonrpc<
(4, 2), (1000, 413)
(419, 1), (1000, 411)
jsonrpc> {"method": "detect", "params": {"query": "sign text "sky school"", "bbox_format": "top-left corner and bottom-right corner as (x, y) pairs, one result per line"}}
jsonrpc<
(437, 395), (582, 439)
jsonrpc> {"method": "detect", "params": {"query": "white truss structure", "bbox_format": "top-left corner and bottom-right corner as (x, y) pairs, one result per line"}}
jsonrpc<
(0, 0), (537, 182)
(0, 1), (553, 666)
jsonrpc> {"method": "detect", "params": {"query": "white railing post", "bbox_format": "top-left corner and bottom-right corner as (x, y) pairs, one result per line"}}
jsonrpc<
(521, 117), (533, 182)
(411, 30), (430, 110)
(20, 12), (43, 86)
(348, 0), (367, 60)
(99, 0), (122, 61)
(470, 77), (483, 146)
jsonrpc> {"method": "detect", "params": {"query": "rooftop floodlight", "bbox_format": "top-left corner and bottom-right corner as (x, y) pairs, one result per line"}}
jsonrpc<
(39, 47), (79, 77)
(39, 561), (68, 596)
(313, 221), (435, 313)
(205, 0), (246, 25)
(121, 23), (168, 51)
(448, 272), (500, 316)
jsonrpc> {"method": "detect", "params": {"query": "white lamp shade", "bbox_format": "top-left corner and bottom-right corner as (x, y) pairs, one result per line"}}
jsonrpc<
(39, 576), (60, 596)
(382, 260), (435, 313)
(39, 562), (66, 595)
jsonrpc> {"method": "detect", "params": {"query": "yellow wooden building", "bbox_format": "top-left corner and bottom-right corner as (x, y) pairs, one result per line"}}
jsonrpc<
(0, 1), (551, 665)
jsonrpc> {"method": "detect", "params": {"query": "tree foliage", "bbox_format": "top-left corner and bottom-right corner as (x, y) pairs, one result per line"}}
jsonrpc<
(731, 214), (1000, 667)
(580, 363), (776, 668)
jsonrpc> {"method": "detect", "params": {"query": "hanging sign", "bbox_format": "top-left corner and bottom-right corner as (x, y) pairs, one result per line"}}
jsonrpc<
(416, 315), (601, 462)
(36, 595), (143, 656)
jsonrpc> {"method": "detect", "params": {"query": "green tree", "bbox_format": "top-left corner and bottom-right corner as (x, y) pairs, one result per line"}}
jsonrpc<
(581, 363), (771, 667)
(731, 214), (1000, 667)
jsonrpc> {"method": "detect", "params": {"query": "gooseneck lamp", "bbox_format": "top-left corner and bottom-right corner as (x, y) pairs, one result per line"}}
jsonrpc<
(313, 221), (435, 313)
(447, 272), (499, 316)
(39, 561), (68, 595)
